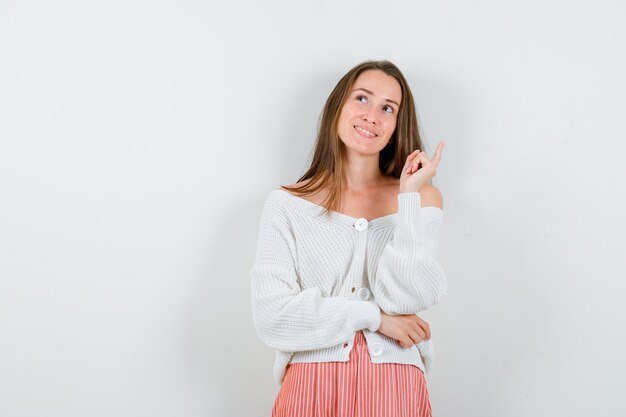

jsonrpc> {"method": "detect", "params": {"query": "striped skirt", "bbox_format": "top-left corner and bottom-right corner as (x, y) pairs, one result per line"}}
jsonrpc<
(271, 331), (432, 417)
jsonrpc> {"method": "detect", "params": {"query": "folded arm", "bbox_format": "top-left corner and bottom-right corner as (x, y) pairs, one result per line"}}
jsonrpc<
(370, 191), (447, 315)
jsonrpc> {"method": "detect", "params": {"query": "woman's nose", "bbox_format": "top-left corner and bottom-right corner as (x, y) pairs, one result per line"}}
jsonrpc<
(362, 108), (378, 124)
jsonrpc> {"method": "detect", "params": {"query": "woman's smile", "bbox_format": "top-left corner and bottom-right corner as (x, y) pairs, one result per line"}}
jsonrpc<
(354, 125), (378, 138)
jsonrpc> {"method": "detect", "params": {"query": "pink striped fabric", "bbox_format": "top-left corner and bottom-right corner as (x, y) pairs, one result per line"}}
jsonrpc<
(271, 331), (432, 417)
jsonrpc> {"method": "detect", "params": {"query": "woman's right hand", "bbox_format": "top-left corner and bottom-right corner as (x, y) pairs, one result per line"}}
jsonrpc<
(377, 310), (431, 348)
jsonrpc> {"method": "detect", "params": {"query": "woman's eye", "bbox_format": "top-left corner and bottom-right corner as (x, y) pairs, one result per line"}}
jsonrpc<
(383, 105), (394, 114)
(356, 95), (367, 103)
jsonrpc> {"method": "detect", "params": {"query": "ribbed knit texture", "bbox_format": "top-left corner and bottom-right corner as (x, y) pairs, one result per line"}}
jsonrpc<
(250, 189), (446, 385)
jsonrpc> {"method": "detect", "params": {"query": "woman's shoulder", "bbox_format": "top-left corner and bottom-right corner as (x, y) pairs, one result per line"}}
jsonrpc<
(277, 181), (305, 194)
(277, 179), (328, 206)
(418, 184), (443, 209)
(278, 178), (313, 192)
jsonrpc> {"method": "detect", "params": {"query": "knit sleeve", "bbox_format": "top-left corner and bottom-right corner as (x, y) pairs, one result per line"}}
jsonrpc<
(370, 191), (447, 315)
(249, 195), (382, 352)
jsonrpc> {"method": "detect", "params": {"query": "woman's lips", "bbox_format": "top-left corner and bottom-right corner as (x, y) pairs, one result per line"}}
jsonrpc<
(354, 125), (377, 138)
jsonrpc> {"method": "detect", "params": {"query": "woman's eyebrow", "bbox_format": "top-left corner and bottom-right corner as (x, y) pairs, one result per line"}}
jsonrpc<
(353, 88), (399, 107)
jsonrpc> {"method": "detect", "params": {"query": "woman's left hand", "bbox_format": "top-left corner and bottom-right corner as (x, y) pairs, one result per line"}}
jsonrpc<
(399, 140), (445, 193)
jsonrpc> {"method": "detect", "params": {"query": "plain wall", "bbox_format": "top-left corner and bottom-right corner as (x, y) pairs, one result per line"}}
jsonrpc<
(1, 0), (625, 416)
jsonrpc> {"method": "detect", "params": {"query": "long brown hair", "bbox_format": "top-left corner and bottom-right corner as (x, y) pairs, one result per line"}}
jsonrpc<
(281, 59), (426, 216)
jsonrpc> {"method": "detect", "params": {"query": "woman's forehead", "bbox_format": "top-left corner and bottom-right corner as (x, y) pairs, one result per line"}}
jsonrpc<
(352, 70), (402, 104)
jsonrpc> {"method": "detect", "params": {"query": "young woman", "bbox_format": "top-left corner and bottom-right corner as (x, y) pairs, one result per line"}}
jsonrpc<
(250, 60), (446, 417)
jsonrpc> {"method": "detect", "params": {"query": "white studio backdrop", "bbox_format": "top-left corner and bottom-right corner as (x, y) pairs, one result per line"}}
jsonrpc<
(1, 0), (625, 416)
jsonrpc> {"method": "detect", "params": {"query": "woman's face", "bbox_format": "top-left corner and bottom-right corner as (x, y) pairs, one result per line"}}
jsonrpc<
(337, 69), (402, 155)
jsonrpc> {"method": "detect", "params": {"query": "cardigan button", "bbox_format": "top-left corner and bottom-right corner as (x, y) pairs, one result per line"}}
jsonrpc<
(342, 342), (348, 348)
(370, 343), (383, 356)
(357, 287), (370, 301)
(354, 218), (368, 231)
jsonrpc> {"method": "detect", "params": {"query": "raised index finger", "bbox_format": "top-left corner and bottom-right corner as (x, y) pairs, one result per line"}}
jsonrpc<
(432, 140), (445, 166)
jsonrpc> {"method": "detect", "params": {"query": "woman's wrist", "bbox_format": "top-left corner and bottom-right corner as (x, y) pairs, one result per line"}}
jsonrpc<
(399, 187), (421, 194)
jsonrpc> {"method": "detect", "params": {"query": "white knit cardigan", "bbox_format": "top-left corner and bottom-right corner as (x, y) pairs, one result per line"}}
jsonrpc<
(249, 189), (447, 385)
